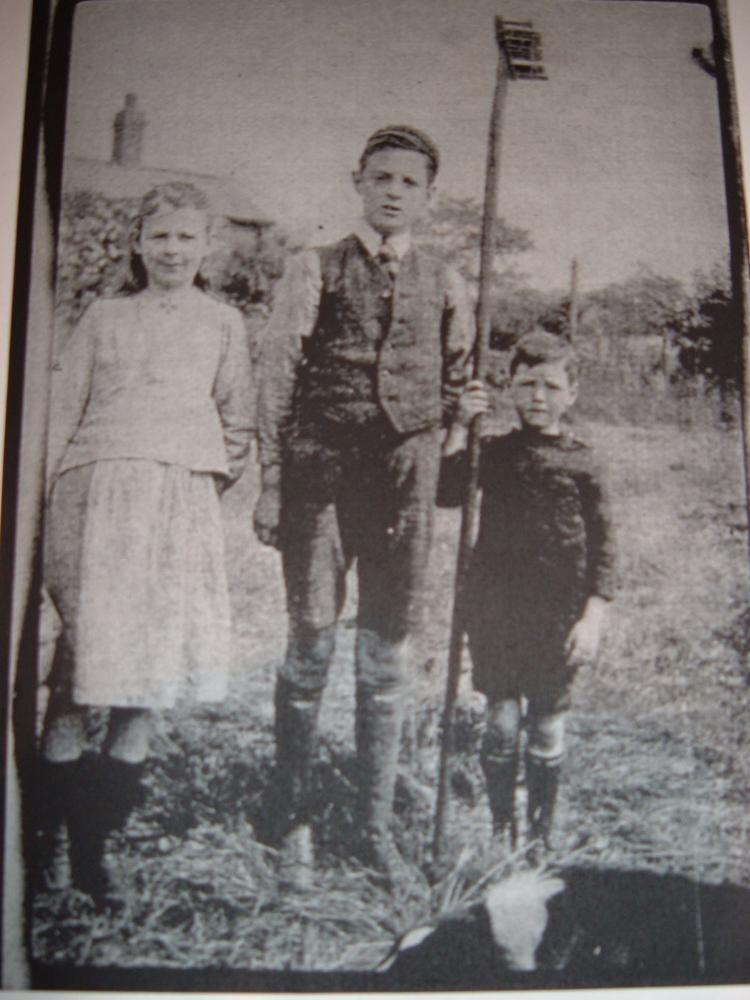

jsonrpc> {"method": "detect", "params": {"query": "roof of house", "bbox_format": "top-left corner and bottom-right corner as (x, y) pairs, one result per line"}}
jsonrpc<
(63, 155), (273, 227)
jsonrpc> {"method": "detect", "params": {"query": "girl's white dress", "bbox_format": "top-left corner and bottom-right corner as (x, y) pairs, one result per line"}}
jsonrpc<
(46, 289), (253, 709)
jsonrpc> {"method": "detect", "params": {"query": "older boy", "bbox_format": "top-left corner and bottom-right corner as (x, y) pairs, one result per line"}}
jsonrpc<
(439, 331), (616, 853)
(255, 126), (473, 876)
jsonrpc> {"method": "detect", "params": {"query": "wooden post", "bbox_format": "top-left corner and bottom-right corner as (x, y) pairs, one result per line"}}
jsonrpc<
(711, 0), (750, 524)
(568, 257), (579, 342)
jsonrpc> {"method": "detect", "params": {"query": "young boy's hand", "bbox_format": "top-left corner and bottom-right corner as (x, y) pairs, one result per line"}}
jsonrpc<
(564, 618), (600, 668)
(254, 483), (281, 548)
(564, 596), (608, 668)
(456, 380), (491, 427)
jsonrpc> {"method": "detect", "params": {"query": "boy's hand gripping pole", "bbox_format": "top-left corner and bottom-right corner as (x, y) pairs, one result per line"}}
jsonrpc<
(433, 17), (545, 861)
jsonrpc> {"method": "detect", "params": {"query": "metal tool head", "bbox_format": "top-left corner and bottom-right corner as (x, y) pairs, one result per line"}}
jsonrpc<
(495, 17), (547, 80)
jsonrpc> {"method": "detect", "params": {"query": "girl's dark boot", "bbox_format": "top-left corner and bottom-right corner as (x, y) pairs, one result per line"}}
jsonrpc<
(66, 754), (144, 909)
(30, 758), (78, 893)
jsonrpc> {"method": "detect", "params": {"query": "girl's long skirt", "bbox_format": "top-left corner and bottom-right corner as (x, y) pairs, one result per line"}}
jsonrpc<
(45, 460), (231, 709)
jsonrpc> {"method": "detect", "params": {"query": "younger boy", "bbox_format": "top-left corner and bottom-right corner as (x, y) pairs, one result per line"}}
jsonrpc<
(255, 126), (473, 878)
(439, 331), (616, 852)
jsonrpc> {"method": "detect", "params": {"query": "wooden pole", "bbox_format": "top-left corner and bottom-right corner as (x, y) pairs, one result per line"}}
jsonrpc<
(711, 0), (750, 526)
(433, 19), (510, 861)
(568, 257), (579, 342)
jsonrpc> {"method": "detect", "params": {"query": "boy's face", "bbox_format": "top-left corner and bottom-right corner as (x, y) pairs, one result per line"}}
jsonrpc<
(511, 360), (578, 435)
(353, 147), (433, 236)
(138, 206), (210, 291)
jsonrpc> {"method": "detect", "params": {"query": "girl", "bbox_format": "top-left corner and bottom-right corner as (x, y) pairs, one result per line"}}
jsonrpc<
(39, 181), (253, 906)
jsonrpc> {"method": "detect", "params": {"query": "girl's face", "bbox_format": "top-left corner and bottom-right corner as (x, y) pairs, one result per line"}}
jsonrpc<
(137, 206), (210, 291)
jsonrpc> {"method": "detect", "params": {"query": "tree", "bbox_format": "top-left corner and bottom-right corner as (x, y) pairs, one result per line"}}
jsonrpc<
(201, 223), (298, 315)
(583, 266), (690, 344)
(415, 194), (532, 286)
(674, 262), (740, 392)
(56, 190), (138, 329)
(489, 286), (566, 349)
(56, 189), (296, 340)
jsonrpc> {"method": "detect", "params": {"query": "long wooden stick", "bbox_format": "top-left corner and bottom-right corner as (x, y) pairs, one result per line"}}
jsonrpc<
(433, 19), (510, 861)
(568, 257), (579, 342)
(711, 0), (750, 530)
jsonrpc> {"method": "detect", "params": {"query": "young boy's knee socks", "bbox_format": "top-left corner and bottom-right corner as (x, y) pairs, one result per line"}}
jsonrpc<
(525, 752), (562, 847)
(480, 741), (518, 837)
(525, 711), (565, 848)
(481, 702), (521, 837)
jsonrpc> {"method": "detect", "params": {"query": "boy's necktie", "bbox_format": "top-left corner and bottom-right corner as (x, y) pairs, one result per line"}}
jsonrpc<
(377, 237), (400, 290)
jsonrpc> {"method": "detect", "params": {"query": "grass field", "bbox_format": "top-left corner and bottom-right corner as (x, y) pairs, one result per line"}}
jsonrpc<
(32, 412), (750, 974)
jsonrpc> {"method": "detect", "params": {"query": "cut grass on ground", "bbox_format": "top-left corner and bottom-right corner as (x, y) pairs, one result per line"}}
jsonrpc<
(33, 419), (750, 971)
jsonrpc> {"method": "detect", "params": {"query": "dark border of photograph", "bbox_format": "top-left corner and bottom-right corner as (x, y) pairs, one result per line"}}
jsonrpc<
(2, 0), (749, 991)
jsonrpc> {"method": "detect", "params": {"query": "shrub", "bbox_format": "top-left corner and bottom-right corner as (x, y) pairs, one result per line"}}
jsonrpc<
(56, 188), (294, 339)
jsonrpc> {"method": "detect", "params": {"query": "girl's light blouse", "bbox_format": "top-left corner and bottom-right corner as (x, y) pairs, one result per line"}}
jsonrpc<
(48, 289), (253, 488)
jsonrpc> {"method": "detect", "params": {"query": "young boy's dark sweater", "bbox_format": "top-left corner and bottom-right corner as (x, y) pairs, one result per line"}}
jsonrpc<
(438, 427), (616, 701)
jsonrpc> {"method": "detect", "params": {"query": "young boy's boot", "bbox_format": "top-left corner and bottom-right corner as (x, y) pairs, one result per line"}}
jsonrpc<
(480, 751), (518, 851)
(64, 754), (143, 909)
(525, 753), (561, 858)
(354, 684), (404, 880)
(271, 676), (321, 889)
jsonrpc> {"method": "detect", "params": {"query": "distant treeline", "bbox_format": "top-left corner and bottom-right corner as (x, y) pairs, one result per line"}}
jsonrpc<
(57, 189), (739, 425)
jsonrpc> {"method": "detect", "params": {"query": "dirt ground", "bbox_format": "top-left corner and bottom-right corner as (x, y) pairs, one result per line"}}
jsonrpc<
(31, 416), (750, 975)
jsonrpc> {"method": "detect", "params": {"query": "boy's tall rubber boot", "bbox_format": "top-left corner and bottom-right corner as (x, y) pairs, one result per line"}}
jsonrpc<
(525, 754), (561, 857)
(66, 754), (144, 909)
(272, 676), (321, 889)
(354, 685), (404, 880)
(480, 751), (519, 851)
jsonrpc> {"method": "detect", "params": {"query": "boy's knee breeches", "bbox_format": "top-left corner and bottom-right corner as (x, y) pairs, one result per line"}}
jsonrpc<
(279, 426), (440, 692)
(278, 622), (337, 695)
(279, 622), (410, 695)
(280, 430), (439, 612)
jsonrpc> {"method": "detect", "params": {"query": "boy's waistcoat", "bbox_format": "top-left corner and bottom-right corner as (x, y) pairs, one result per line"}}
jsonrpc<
(297, 235), (447, 434)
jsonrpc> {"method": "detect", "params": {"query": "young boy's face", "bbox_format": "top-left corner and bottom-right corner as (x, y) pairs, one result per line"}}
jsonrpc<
(353, 147), (433, 236)
(138, 206), (210, 291)
(511, 360), (578, 435)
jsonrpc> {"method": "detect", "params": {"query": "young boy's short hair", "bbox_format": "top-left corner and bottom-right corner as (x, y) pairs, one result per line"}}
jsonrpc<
(359, 125), (440, 183)
(510, 329), (579, 384)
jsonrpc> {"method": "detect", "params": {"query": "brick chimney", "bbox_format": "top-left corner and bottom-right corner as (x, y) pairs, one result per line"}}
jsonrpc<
(112, 93), (145, 167)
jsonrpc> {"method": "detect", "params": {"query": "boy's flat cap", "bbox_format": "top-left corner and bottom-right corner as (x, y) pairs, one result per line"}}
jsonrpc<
(362, 125), (439, 175)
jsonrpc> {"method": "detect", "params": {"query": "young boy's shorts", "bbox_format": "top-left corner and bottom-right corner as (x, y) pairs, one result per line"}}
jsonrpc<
(467, 611), (576, 714)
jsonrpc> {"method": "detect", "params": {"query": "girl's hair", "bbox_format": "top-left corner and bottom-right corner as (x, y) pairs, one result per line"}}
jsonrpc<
(128, 181), (212, 290)
(510, 329), (579, 384)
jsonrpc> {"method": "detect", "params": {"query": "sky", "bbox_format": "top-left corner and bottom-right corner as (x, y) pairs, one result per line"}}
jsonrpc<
(64, 0), (729, 293)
